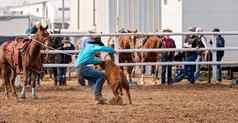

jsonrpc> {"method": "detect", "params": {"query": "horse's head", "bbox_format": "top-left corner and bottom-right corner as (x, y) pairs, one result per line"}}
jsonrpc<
(34, 26), (50, 47)
(98, 54), (113, 69)
(127, 29), (138, 49)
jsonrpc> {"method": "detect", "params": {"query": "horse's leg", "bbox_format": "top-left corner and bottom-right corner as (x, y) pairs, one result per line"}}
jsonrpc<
(207, 52), (212, 84)
(128, 66), (133, 84)
(140, 65), (144, 85)
(2, 65), (10, 99)
(9, 69), (18, 99)
(140, 56), (145, 85)
(20, 68), (28, 98)
(3, 82), (9, 99)
(152, 65), (158, 84)
(31, 72), (37, 98)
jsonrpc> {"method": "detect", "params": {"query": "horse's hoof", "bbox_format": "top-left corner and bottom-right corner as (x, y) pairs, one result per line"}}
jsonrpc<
(109, 98), (116, 105)
(117, 97), (123, 105)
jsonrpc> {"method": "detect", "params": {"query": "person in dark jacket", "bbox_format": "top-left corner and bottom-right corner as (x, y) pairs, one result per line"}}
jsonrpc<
(56, 37), (75, 86)
(212, 28), (225, 82)
(160, 29), (176, 85)
(175, 37), (198, 84)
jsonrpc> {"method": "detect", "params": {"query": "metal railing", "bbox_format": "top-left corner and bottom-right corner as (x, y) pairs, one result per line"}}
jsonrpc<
(2, 31), (238, 37)
(2, 31), (238, 81)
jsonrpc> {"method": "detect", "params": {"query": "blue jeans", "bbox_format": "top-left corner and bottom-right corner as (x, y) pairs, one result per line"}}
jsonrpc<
(217, 55), (223, 81)
(77, 65), (106, 97)
(175, 52), (197, 84)
(175, 65), (195, 84)
(57, 68), (67, 85)
(161, 56), (173, 84)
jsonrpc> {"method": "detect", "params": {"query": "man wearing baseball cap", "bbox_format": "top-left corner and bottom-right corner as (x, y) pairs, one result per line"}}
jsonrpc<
(75, 31), (116, 104)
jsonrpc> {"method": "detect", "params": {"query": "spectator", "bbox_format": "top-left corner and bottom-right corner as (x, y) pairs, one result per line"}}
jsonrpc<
(194, 27), (207, 80)
(56, 37), (75, 86)
(175, 33), (198, 84)
(212, 28), (225, 82)
(75, 33), (115, 104)
(160, 29), (176, 85)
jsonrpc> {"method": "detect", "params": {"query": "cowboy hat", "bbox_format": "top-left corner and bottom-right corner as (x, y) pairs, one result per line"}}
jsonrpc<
(88, 26), (97, 33)
(162, 28), (173, 32)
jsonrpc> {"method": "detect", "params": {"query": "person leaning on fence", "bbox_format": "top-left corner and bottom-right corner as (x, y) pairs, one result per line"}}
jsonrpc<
(75, 33), (116, 105)
(160, 29), (176, 85)
(175, 34), (198, 84)
(55, 37), (75, 86)
(212, 28), (225, 82)
(193, 27), (207, 80)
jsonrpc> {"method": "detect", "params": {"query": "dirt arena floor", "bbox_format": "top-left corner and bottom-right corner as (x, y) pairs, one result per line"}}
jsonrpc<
(0, 76), (238, 123)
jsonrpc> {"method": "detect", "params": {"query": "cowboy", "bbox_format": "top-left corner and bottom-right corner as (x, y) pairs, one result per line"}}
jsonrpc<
(212, 28), (225, 82)
(56, 37), (75, 86)
(194, 27), (207, 80)
(175, 28), (198, 84)
(77, 27), (99, 86)
(76, 30), (116, 104)
(160, 29), (176, 85)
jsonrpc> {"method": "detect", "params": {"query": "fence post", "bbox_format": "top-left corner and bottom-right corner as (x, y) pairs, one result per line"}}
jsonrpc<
(212, 35), (217, 81)
(114, 36), (119, 65)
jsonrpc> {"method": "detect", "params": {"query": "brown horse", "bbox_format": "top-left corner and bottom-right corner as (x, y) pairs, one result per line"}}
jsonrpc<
(0, 26), (50, 99)
(118, 29), (137, 83)
(136, 36), (163, 84)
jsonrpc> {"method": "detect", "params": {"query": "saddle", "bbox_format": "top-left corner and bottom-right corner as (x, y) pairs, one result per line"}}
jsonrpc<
(3, 37), (31, 73)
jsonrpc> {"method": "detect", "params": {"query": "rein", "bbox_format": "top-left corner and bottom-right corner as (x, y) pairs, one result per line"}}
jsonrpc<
(31, 38), (74, 56)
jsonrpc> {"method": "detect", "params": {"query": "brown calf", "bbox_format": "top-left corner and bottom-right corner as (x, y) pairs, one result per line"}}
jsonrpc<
(101, 60), (132, 104)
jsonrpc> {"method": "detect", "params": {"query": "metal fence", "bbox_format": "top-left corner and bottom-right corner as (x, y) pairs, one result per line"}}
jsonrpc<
(2, 32), (238, 81)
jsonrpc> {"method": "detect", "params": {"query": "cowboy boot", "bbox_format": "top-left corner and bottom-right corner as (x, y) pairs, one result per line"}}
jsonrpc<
(95, 96), (107, 105)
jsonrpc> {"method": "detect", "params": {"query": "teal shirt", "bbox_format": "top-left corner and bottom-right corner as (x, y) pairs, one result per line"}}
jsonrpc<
(76, 43), (115, 66)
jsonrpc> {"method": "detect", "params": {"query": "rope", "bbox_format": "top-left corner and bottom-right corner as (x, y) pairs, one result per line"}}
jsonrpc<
(32, 39), (74, 56)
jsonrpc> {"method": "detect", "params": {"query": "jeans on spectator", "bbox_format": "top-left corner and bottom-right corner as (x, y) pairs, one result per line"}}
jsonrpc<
(175, 52), (197, 84)
(161, 56), (173, 84)
(57, 68), (67, 85)
(217, 55), (223, 81)
(76, 65), (106, 97)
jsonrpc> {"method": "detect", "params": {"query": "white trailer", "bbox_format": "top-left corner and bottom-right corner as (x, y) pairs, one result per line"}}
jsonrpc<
(0, 15), (41, 43)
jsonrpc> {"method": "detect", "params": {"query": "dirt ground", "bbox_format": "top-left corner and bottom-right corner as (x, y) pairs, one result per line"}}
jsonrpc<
(0, 77), (238, 123)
